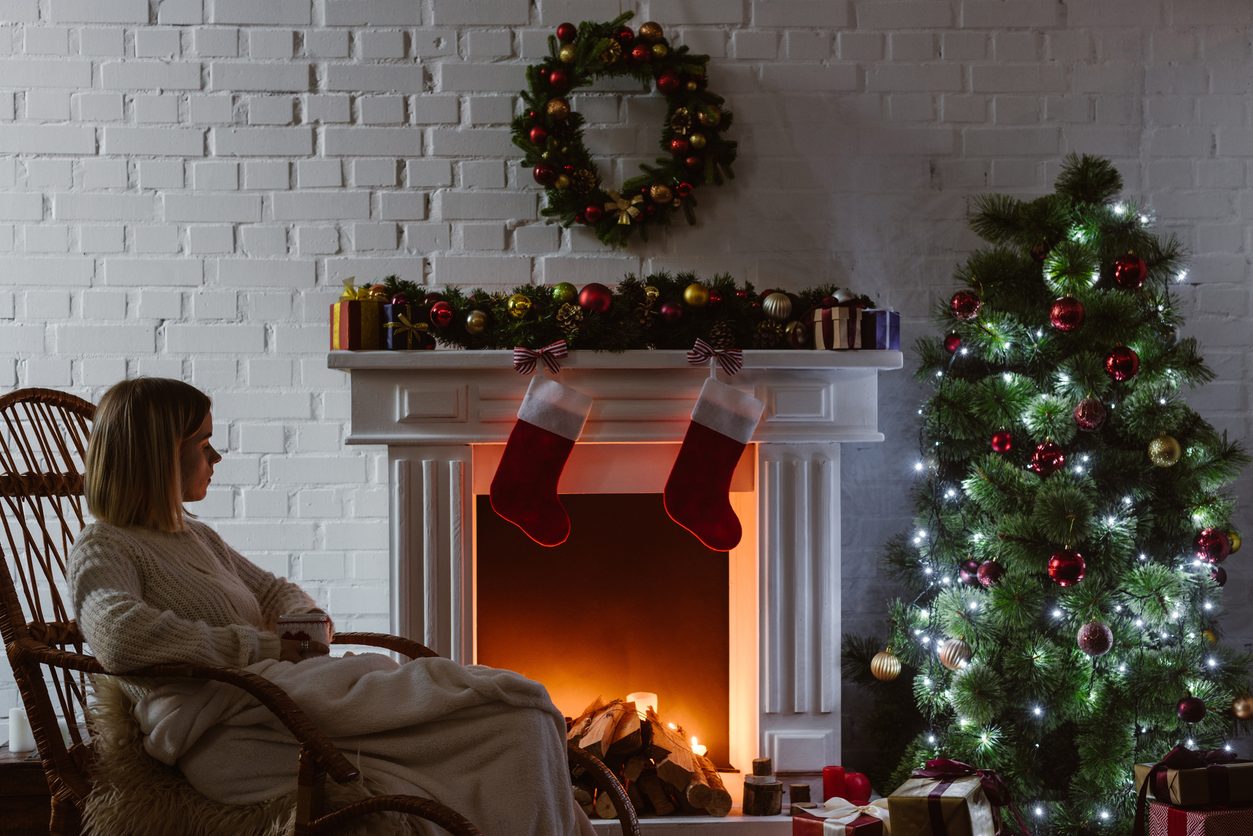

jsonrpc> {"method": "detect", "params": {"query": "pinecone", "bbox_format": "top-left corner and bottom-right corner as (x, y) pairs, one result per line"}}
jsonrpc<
(572, 168), (598, 194)
(556, 303), (583, 337)
(635, 300), (656, 328)
(753, 320), (785, 349)
(707, 320), (735, 349)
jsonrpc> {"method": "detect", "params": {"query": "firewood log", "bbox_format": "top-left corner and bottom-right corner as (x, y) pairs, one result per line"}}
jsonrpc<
(696, 754), (733, 817)
(593, 788), (618, 819)
(623, 754), (650, 783)
(637, 771), (676, 815)
(573, 786), (594, 817)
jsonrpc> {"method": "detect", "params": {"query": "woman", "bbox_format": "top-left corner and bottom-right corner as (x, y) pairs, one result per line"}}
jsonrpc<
(69, 377), (593, 835)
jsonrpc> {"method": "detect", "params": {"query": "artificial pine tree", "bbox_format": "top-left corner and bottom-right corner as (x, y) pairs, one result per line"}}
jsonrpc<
(878, 155), (1250, 834)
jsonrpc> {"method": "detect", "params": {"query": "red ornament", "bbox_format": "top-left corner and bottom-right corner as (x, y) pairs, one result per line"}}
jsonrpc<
(1030, 441), (1065, 476)
(556, 22), (577, 43)
(684, 155), (703, 170)
(1195, 528), (1232, 564)
(615, 26), (635, 46)
(657, 71), (681, 95)
(1105, 345), (1140, 382)
(583, 205), (604, 224)
(1211, 566), (1228, 587)
(528, 126), (548, 146)
(532, 163), (556, 185)
(977, 560), (1005, 588)
(669, 137), (690, 156)
(630, 44), (651, 63)
(1113, 253), (1148, 289)
(1049, 296), (1085, 332)
(676, 181), (694, 197)
(1048, 549), (1086, 586)
(428, 301), (453, 328)
(659, 301), (683, 323)
(1077, 622), (1113, 657)
(389, 293), (408, 306)
(1177, 695), (1206, 724)
(736, 289), (749, 300)
(707, 289), (722, 305)
(958, 559), (981, 587)
(943, 333), (961, 353)
(990, 430), (1013, 454)
(526, 109), (539, 121)
(547, 69), (570, 91)
(1073, 397), (1107, 432)
(578, 283), (613, 314)
(423, 292), (444, 306)
(950, 290), (982, 321)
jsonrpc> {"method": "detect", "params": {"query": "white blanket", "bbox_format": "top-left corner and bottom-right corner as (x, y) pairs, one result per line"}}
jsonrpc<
(135, 653), (591, 836)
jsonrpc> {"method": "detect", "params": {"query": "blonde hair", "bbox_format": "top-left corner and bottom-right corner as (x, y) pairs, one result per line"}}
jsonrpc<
(85, 378), (211, 532)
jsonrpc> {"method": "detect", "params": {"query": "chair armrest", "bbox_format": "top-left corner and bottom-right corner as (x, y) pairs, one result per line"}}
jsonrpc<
(15, 638), (361, 785)
(332, 632), (440, 660)
(568, 744), (641, 836)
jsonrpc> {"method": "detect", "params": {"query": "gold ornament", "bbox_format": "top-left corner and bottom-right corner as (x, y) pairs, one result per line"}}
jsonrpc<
(644, 285), (660, 302)
(786, 320), (809, 349)
(670, 107), (692, 136)
(1229, 530), (1242, 553)
(366, 284), (389, 301)
(684, 283), (709, 307)
(559, 44), (577, 63)
(507, 293), (532, 319)
(698, 105), (721, 127)
(762, 291), (793, 321)
(1148, 433), (1182, 467)
(685, 80), (698, 92)
(554, 174), (571, 190)
(651, 43), (669, 59)
(638, 21), (665, 42)
(465, 309), (488, 335)
(688, 132), (707, 150)
(600, 40), (622, 64)
(1202, 628), (1218, 643)
(939, 638), (972, 672)
(1234, 694), (1253, 720)
(572, 168), (597, 193)
(546, 98), (570, 120)
(870, 648), (902, 682)
(649, 183), (673, 204)
(604, 190), (644, 225)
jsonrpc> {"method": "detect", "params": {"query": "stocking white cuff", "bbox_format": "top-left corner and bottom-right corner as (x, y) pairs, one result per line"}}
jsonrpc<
(691, 377), (765, 444)
(517, 377), (592, 441)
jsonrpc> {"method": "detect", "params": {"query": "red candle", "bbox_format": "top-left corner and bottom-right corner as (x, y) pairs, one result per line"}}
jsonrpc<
(822, 765), (846, 801)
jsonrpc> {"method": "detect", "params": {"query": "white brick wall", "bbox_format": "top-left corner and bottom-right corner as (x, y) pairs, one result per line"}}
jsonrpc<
(2, 1), (1251, 762)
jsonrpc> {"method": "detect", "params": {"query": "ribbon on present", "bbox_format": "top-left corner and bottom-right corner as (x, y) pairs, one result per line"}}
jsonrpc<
(911, 758), (1028, 836)
(385, 313), (430, 349)
(687, 338), (743, 376)
(812, 797), (890, 834)
(604, 190), (644, 225)
(1133, 745), (1249, 836)
(340, 277), (368, 300)
(512, 340), (568, 375)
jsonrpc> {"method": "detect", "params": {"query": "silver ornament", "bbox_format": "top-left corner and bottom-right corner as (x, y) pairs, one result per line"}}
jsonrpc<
(763, 292), (793, 321)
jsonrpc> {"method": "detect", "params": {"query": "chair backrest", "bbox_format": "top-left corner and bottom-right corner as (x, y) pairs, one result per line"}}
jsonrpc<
(0, 387), (95, 804)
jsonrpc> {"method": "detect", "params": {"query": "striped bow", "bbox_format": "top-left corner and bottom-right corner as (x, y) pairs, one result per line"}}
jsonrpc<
(687, 338), (743, 375)
(512, 340), (568, 375)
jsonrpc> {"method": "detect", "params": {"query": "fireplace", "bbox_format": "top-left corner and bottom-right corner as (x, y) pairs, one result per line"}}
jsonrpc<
(331, 349), (900, 825)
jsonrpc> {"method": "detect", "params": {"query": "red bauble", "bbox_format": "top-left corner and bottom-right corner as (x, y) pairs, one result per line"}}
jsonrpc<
(547, 69), (570, 91)
(707, 290), (722, 305)
(528, 126), (548, 146)
(977, 560), (1005, 588)
(1073, 397), (1107, 432)
(1113, 253), (1148, 289)
(1077, 621), (1113, 657)
(1049, 296), (1085, 332)
(556, 22), (577, 43)
(1195, 528), (1232, 564)
(423, 292), (444, 306)
(669, 137), (690, 156)
(578, 283), (613, 314)
(1211, 566), (1228, 587)
(659, 301), (683, 323)
(958, 559), (981, 587)
(583, 205), (604, 224)
(684, 155), (703, 170)
(676, 181), (694, 197)
(943, 333), (961, 353)
(428, 301), (453, 328)
(389, 293), (408, 306)
(1048, 549), (1086, 586)
(526, 109), (539, 121)
(950, 290), (982, 321)
(990, 430), (1013, 454)
(532, 163), (556, 185)
(1105, 345), (1140, 382)
(615, 26), (635, 46)
(630, 44), (651, 62)
(736, 289), (749, 300)
(657, 71), (681, 95)
(1030, 441), (1065, 476)
(1177, 695), (1207, 724)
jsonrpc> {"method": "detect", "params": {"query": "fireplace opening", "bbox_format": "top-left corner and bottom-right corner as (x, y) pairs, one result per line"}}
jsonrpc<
(476, 493), (733, 767)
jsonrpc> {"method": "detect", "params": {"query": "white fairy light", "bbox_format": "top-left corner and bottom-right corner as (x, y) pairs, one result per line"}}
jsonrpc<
(914, 461), (925, 472)
(960, 347), (969, 356)
(1139, 213), (1150, 224)
(927, 733), (937, 744)
(1175, 269), (1189, 283)
(1072, 465), (1085, 474)
(920, 635), (932, 645)
(1114, 604), (1123, 613)
(935, 370), (944, 378)
(1052, 608), (1063, 619)
(1034, 805), (1045, 817)
(1032, 705), (1043, 717)
(1187, 738), (1195, 747)
(1081, 454), (1090, 463)
(1113, 203), (1127, 216)
(1058, 373), (1070, 383)
(1089, 270), (1100, 285)
(1159, 398), (1167, 405)
(1035, 328), (1043, 338)
(1139, 553), (1148, 562)
(1134, 618), (1145, 629)
(968, 601), (979, 612)
(1099, 810), (1111, 821)
(922, 676), (933, 687)
(1118, 663), (1127, 673)
(1123, 496), (1132, 505)
(941, 575), (952, 585)
(1203, 601), (1214, 611)
(1207, 657), (1219, 668)
(923, 566), (934, 576)
(1002, 372), (1012, 383)
(1225, 743), (1234, 752)
(945, 488), (957, 499)
(1105, 515), (1117, 526)
(916, 529), (928, 540)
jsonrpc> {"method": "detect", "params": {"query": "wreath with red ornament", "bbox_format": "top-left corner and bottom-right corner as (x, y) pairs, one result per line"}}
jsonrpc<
(512, 12), (737, 247)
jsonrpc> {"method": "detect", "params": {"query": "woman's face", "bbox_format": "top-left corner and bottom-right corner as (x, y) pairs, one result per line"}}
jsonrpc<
(179, 411), (221, 503)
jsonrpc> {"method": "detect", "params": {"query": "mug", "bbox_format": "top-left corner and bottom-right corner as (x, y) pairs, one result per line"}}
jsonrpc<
(278, 611), (333, 651)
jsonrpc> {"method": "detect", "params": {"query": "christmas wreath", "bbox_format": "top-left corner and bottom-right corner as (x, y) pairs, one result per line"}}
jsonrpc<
(512, 12), (736, 247)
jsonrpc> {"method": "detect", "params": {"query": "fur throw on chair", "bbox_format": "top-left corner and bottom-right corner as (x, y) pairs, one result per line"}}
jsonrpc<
(85, 676), (420, 836)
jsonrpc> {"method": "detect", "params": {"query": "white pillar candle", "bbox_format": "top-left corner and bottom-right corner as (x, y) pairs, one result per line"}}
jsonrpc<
(7, 707), (35, 754)
(626, 691), (658, 718)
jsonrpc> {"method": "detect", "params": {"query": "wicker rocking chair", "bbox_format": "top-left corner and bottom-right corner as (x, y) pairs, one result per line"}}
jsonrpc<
(0, 387), (639, 836)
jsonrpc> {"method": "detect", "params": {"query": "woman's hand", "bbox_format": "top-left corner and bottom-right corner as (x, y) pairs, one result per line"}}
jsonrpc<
(280, 636), (331, 663)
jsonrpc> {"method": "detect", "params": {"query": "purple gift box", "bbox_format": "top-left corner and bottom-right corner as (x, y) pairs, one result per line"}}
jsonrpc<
(859, 309), (900, 350)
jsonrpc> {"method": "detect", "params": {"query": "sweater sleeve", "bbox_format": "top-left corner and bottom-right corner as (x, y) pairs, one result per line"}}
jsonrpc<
(197, 522), (317, 628)
(68, 529), (282, 672)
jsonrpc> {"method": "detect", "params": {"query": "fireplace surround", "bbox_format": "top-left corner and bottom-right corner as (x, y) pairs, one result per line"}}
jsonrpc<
(331, 348), (901, 822)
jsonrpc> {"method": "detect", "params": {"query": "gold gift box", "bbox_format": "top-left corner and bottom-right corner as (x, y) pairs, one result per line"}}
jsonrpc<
(1134, 760), (1253, 807)
(887, 775), (996, 836)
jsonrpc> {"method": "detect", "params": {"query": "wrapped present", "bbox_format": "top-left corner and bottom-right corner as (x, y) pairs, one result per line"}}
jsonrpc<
(1147, 800), (1253, 836)
(385, 310), (436, 350)
(792, 797), (889, 835)
(812, 301), (864, 350)
(1134, 746), (1253, 807)
(329, 279), (384, 350)
(859, 309), (900, 350)
(888, 759), (1027, 836)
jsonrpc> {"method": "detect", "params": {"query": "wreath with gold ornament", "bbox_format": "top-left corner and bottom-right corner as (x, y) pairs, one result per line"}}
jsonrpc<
(512, 12), (736, 247)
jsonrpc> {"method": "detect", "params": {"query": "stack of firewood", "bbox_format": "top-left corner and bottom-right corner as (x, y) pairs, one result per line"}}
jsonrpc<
(568, 698), (732, 818)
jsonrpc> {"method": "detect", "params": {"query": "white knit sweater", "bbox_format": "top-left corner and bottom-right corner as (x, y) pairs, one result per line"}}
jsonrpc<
(68, 519), (315, 676)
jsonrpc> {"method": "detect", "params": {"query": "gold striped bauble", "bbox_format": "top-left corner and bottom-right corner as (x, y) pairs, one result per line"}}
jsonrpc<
(870, 649), (902, 682)
(939, 638), (972, 672)
(1233, 694), (1253, 720)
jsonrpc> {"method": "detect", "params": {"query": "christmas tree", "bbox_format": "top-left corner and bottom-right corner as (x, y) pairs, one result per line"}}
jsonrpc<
(877, 154), (1250, 833)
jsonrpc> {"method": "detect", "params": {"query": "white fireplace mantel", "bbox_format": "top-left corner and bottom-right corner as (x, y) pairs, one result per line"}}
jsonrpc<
(331, 349), (902, 796)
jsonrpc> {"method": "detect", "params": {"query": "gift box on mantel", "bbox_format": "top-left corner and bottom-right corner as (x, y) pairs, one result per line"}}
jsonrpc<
(1148, 800), (1253, 836)
(1134, 745), (1253, 808)
(792, 797), (889, 835)
(383, 302), (435, 350)
(812, 300), (865, 350)
(329, 279), (384, 350)
(859, 308), (901, 350)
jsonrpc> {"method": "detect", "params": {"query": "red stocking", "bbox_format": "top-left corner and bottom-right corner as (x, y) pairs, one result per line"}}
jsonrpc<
(489, 377), (592, 547)
(664, 377), (765, 551)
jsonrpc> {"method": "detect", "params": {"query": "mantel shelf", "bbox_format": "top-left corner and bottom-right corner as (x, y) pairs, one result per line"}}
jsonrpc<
(329, 349), (903, 372)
